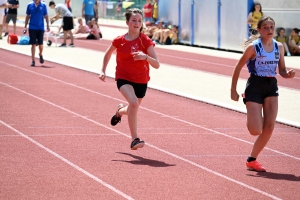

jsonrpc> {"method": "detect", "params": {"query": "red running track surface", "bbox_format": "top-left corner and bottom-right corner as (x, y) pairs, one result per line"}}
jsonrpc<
(0, 46), (299, 199)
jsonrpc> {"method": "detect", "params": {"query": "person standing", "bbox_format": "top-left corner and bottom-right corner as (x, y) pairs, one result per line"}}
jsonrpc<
(4, 0), (19, 36)
(247, 1), (264, 35)
(24, 0), (50, 66)
(142, 0), (153, 23)
(49, 1), (74, 47)
(94, 0), (98, 22)
(231, 16), (295, 172)
(0, 0), (6, 39)
(82, 0), (95, 24)
(99, 8), (160, 150)
(152, 0), (158, 23)
(65, 0), (72, 13)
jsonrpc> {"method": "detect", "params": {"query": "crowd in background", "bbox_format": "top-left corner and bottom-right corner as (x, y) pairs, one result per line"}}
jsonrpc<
(247, 1), (300, 56)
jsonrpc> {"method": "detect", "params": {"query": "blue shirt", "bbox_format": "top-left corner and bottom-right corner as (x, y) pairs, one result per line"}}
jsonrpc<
(83, 0), (95, 15)
(247, 38), (280, 77)
(26, 1), (48, 30)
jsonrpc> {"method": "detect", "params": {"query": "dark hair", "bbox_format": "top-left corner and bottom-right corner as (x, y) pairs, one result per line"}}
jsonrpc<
(277, 27), (285, 36)
(49, 1), (55, 6)
(244, 16), (275, 47)
(293, 28), (300, 34)
(251, 1), (263, 15)
(125, 8), (144, 32)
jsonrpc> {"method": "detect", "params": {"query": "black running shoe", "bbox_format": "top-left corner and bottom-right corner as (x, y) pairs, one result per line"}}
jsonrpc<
(30, 61), (35, 67)
(131, 138), (145, 150)
(3, 32), (8, 37)
(59, 43), (67, 47)
(110, 104), (125, 126)
(39, 55), (44, 64)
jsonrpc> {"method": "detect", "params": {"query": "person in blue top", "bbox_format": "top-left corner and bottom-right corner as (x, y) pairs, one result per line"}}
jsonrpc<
(230, 16), (295, 172)
(24, 0), (50, 67)
(82, 0), (95, 24)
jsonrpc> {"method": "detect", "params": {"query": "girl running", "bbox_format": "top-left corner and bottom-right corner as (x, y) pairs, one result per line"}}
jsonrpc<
(99, 8), (160, 150)
(231, 16), (295, 172)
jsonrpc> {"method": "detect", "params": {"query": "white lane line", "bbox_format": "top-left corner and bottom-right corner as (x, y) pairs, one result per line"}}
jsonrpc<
(1, 62), (299, 160)
(0, 81), (282, 200)
(0, 120), (134, 200)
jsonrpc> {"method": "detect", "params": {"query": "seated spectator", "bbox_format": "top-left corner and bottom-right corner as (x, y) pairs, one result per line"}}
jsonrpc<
(142, 21), (162, 38)
(274, 27), (291, 56)
(73, 18), (89, 34)
(288, 28), (300, 56)
(86, 18), (102, 40)
(150, 21), (165, 41)
(158, 25), (178, 45)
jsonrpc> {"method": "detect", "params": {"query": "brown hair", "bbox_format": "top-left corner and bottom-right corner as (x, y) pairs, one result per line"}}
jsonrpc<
(125, 8), (144, 32)
(244, 16), (275, 47)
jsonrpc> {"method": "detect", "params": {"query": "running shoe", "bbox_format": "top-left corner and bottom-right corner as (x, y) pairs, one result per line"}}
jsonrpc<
(0, 36), (2, 40)
(59, 43), (67, 47)
(110, 104), (125, 126)
(246, 161), (266, 172)
(3, 32), (8, 37)
(30, 61), (35, 67)
(69, 43), (75, 47)
(39, 55), (44, 64)
(131, 138), (145, 150)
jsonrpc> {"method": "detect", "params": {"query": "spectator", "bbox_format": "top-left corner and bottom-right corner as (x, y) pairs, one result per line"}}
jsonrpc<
(151, 21), (166, 42)
(65, 0), (72, 13)
(73, 18), (89, 34)
(158, 25), (178, 45)
(4, 0), (19, 36)
(94, 0), (99, 22)
(274, 27), (291, 56)
(247, 1), (263, 35)
(73, 20), (91, 39)
(115, 0), (122, 17)
(86, 18), (102, 39)
(24, 0), (50, 66)
(142, 0), (153, 23)
(49, 0), (74, 47)
(0, 1), (6, 39)
(289, 28), (300, 56)
(152, 0), (158, 23)
(142, 21), (161, 38)
(82, 0), (95, 24)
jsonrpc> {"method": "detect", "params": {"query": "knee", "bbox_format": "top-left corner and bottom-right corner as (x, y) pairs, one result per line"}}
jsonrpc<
(248, 128), (261, 136)
(128, 99), (139, 109)
(263, 122), (275, 133)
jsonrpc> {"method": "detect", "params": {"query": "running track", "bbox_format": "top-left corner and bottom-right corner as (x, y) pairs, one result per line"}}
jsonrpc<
(0, 29), (299, 200)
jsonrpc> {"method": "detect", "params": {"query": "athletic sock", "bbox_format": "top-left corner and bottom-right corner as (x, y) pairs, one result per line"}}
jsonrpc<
(247, 157), (256, 162)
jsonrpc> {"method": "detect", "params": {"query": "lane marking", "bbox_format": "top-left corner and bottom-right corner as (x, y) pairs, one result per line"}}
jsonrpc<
(0, 81), (282, 200)
(1, 62), (299, 160)
(0, 120), (134, 200)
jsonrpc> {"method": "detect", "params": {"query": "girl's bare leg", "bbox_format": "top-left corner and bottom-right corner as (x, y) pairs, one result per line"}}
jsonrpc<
(246, 96), (278, 158)
(119, 84), (143, 139)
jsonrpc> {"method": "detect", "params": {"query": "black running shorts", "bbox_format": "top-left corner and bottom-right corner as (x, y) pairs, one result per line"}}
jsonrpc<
(243, 74), (279, 105)
(29, 29), (44, 45)
(62, 17), (74, 31)
(117, 79), (148, 98)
